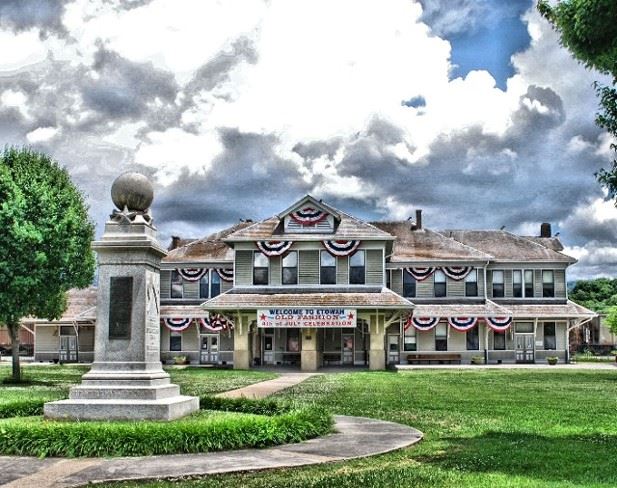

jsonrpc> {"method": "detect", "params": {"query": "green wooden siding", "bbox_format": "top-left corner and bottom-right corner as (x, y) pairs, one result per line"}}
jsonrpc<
(235, 251), (253, 286)
(534, 269), (542, 297)
(504, 269), (513, 298)
(417, 273), (434, 298)
(448, 277), (464, 297)
(299, 250), (319, 284)
(391, 269), (403, 295)
(555, 269), (566, 297)
(270, 256), (281, 286)
(337, 256), (349, 285)
(160, 270), (171, 299)
(183, 279), (199, 299)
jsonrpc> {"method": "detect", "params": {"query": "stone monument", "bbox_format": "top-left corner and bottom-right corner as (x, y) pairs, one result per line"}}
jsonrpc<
(44, 172), (199, 421)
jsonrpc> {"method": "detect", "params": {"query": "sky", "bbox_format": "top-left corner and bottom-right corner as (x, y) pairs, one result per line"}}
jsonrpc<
(0, 0), (616, 280)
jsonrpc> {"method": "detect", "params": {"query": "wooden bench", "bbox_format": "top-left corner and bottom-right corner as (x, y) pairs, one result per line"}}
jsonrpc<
(407, 353), (462, 365)
(322, 353), (341, 366)
(282, 353), (300, 365)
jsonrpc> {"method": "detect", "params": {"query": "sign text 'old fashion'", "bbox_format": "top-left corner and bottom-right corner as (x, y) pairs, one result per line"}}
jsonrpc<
(257, 308), (357, 328)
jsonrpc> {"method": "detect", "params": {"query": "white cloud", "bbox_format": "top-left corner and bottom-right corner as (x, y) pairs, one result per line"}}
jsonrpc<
(26, 126), (59, 143)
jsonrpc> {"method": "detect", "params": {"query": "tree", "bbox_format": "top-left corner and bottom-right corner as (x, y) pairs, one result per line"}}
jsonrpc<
(570, 277), (617, 312)
(0, 147), (95, 382)
(538, 0), (617, 196)
(605, 306), (617, 335)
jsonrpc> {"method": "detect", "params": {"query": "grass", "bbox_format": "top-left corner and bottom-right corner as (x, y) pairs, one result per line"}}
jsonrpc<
(100, 369), (617, 488)
(0, 364), (277, 417)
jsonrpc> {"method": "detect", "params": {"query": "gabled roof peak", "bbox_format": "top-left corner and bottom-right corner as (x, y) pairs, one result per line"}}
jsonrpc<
(276, 194), (340, 220)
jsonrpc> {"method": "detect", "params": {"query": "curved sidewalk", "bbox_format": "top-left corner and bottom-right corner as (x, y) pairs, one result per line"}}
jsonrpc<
(0, 415), (423, 488)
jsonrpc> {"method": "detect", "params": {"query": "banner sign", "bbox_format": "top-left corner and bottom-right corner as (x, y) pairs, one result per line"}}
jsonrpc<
(257, 308), (357, 328)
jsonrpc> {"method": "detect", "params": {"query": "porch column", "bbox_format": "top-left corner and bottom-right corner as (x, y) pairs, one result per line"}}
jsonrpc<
(369, 314), (386, 370)
(233, 314), (250, 369)
(301, 328), (319, 371)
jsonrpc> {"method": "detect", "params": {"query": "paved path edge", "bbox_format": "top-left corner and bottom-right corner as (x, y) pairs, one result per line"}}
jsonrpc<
(0, 416), (423, 488)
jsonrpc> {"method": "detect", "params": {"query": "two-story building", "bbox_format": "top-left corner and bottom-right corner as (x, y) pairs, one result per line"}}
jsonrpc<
(27, 195), (595, 369)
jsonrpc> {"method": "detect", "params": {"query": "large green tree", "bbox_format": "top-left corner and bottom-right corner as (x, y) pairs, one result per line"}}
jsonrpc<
(0, 147), (95, 381)
(538, 0), (617, 195)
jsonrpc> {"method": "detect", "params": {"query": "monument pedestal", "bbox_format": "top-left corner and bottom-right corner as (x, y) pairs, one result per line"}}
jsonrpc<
(44, 172), (199, 421)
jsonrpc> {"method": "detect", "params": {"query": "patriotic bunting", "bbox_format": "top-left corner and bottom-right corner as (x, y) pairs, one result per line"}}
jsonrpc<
(442, 266), (473, 281)
(163, 317), (193, 331)
(256, 240), (293, 257)
(216, 268), (234, 282)
(322, 240), (361, 257)
(485, 316), (513, 332)
(177, 268), (208, 281)
(197, 314), (234, 332)
(405, 267), (436, 281)
(411, 316), (440, 331)
(448, 316), (478, 332)
(290, 207), (328, 225)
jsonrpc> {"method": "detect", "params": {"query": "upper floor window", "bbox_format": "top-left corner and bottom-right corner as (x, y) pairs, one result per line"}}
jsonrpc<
(200, 270), (221, 299)
(171, 270), (183, 299)
(320, 251), (336, 284)
(434, 270), (446, 297)
(492, 270), (504, 298)
(403, 327), (417, 351)
(513, 270), (522, 297)
(544, 322), (556, 350)
(524, 270), (534, 297)
(403, 270), (416, 298)
(349, 250), (365, 285)
(386, 269), (391, 290)
(493, 331), (506, 350)
(542, 270), (554, 298)
(465, 269), (478, 297)
(435, 322), (447, 351)
(253, 252), (269, 285)
(466, 327), (479, 350)
(282, 251), (298, 285)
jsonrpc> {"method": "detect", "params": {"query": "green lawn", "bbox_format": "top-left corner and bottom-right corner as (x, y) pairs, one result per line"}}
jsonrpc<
(102, 369), (617, 488)
(0, 364), (277, 406)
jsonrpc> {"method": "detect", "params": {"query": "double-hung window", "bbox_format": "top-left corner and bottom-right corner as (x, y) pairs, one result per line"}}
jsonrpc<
(493, 332), (506, 350)
(320, 251), (336, 284)
(524, 270), (534, 297)
(466, 327), (479, 350)
(465, 269), (478, 296)
(544, 322), (556, 350)
(282, 251), (298, 285)
(170, 332), (182, 352)
(170, 270), (183, 299)
(253, 252), (269, 285)
(403, 270), (416, 298)
(513, 270), (522, 297)
(403, 327), (417, 351)
(542, 270), (555, 297)
(200, 270), (221, 299)
(492, 270), (504, 298)
(349, 250), (365, 284)
(434, 270), (446, 297)
(435, 322), (447, 351)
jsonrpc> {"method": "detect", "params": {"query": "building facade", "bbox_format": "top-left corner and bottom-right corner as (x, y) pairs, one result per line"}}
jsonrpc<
(27, 195), (596, 369)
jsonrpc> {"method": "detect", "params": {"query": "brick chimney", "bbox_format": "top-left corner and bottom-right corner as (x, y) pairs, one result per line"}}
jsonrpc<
(411, 209), (423, 230)
(540, 223), (551, 238)
(170, 235), (181, 250)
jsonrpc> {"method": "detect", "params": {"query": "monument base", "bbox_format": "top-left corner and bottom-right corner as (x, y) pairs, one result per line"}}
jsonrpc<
(44, 367), (199, 421)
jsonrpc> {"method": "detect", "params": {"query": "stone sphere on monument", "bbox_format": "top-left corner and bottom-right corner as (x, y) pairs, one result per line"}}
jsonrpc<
(111, 171), (154, 211)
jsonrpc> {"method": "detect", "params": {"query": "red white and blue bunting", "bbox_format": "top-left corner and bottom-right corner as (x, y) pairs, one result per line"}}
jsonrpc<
(485, 316), (513, 332)
(405, 267), (436, 281)
(290, 207), (328, 225)
(197, 314), (234, 332)
(442, 266), (473, 281)
(216, 268), (234, 282)
(256, 240), (293, 257)
(163, 317), (193, 332)
(410, 316), (440, 331)
(177, 268), (208, 282)
(322, 240), (361, 257)
(448, 316), (478, 332)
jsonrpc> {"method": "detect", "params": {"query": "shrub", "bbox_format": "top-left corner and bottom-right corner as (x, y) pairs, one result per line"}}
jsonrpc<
(0, 407), (332, 457)
(0, 399), (45, 418)
(199, 396), (288, 415)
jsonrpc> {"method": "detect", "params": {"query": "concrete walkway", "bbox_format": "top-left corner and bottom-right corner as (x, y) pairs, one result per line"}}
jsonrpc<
(0, 416), (423, 488)
(215, 372), (319, 399)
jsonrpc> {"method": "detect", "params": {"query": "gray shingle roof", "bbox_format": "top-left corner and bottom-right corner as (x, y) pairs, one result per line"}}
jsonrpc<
(444, 230), (575, 263)
(22, 287), (98, 323)
(371, 222), (492, 262)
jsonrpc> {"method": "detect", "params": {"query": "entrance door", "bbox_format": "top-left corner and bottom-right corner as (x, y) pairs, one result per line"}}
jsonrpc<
(342, 334), (354, 365)
(387, 334), (400, 365)
(59, 335), (77, 362)
(200, 335), (219, 364)
(263, 333), (275, 365)
(515, 334), (534, 363)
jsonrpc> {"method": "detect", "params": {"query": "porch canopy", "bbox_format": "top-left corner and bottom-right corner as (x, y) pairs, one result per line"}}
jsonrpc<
(506, 300), (596, 320)
(200, 286), (415, 311)
(160, 304), (233, 333)
(411, 300), (510, 318)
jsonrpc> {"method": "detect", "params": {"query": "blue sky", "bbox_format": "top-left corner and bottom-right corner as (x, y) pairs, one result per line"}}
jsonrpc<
(0, 0), (615, 278)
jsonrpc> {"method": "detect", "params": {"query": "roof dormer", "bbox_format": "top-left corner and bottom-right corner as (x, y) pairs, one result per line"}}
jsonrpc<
(278, 195), (339, 234)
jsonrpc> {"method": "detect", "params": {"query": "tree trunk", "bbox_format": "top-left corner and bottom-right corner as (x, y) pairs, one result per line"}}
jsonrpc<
(7, 321), (21, 382)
